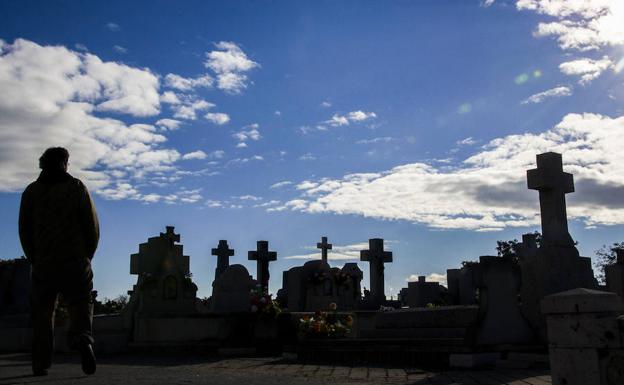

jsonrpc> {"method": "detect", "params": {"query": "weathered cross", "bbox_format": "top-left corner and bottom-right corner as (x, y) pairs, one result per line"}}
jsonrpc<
(360, 238), (393, 304)
(527, 152), (575, 248)
(211, 240), (234, 280)
(160, 226), (180, 248)
(248, 240), (277, 294)
(317, 236), (332, 264)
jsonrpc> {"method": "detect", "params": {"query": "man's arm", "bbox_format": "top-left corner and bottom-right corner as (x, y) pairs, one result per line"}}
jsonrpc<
(79, 183), (99, 259)
(18, 187), (35, 263)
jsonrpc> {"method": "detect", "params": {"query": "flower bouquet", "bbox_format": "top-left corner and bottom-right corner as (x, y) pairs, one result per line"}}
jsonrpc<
(299, 303), (353, 338)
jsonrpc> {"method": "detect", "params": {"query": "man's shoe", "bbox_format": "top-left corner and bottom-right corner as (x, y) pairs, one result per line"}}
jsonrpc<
(78, 343), (96, 375)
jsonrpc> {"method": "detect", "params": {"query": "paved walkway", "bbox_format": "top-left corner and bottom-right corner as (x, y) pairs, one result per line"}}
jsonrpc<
(0, 353), (552, 385)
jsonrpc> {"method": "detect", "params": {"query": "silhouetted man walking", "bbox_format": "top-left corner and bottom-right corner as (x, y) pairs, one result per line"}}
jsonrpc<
(19, 147), (99, 376)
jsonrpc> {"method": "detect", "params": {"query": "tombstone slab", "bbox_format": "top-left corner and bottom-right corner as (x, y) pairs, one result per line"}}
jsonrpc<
(360, 238), (392, 306)
(210, 264), (255, 313)
(248, 241), (277, 294)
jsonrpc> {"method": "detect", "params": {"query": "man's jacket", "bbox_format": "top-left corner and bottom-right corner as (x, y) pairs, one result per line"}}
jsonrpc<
(19, 170), (99, 267)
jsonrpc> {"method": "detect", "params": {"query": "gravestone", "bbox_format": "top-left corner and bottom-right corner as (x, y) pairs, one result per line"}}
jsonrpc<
(248, 241), (277, 294)
(446, 269), (460, 305)
(406, 276), (444, 308)
(280, 260), (363, 312)
(515, 233), (539, 261)
(475, 256), (535, 345)
(446, 264), (479, 305)
(360, 238), (392, 306)
(211, 240), (234, 281)
(210, 264), (255, 313)
(316, 236), (332, 264)
(0, 258), (30, 315)
(605, 248), (624, 299)
(124, 226), (198, 319)
(520, 153), (596, 341)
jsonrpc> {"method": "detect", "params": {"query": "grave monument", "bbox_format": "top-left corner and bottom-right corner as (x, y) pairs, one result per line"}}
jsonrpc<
(520, 152), (596, 340)
(360, 238), (392, 306)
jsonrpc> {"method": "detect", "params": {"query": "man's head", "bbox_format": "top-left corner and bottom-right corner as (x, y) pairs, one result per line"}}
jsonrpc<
(39, 147), (69, 172)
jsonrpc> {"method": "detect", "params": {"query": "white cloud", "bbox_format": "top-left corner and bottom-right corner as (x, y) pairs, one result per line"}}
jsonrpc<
(208, 150), (225, 159)
(284, 242), (370, 261)
(113, 45), (127, 54)
(238, 194), (261, 201)
(456, 137), (478, 146)
(407, 273), (448, 286)
(278, 112), (624, 230)
(521, 86), (572, 104)
(481, 0), (495, 7)
(204, 41), (258, 94)
(155, 118), (182, 131)
(274, 110), (281, 116)
(299, 153), (316, 161)
(233, 124), (261, 144)
(172, 99), (214, 120)
(164, 73), (213, 91)
(0, 38), (195, 203)
(559, 57), (613, 84)
(160, 91), (181, 105)
(205, 112), (230, 125)
(106, 22), (120, 32)
(356, 137), (394, 145)
(321, 101), (332, 108)
(85, 54), (161, 116)
(518, 0), (624, 51)
(326, 110), (377, 127)
(270, 180), (292, 189)
(182, 150), (207, 160)
(236, 142), (248, 148)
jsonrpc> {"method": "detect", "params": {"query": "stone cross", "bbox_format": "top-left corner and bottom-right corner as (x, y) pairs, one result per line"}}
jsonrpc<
(527, 152), (575, 248)
(316, 236), (332, 264)
(211, 240), (234, 280)
(248, 240), (277, 294)
(360, 238), (393, 304)
(160, 226), (180, 248)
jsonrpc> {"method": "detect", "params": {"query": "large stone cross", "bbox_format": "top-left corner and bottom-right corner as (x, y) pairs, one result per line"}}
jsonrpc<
(248, 240), (277, 294)
(317, 236), (332, 264)
(527, 152), (575, 248)
(360, 238), (393, 304)
(160, 226), (180, 248)
(211, 240), (234, 280)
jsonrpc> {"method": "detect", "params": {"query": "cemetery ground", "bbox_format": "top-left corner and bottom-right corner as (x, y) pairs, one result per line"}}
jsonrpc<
(0, 352), (552, 385)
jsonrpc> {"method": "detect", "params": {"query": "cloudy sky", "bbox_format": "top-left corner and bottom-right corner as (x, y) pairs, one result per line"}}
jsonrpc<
(1, 0), (623, 299)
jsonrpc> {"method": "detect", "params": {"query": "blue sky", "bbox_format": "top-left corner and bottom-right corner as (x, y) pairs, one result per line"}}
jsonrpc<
(1, 0), (624, 299)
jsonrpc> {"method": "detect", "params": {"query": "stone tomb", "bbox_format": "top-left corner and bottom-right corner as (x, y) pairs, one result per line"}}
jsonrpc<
(406, 275), (445, 308)
(125, 226), (198, 319)
(474, 256), (535, 346)
(281, 260), (363, 312)
(605, 248), (624, 299)
(520, 153), (596, 341)
(446, 264), (479, 306)
(210, 264), (256, 313)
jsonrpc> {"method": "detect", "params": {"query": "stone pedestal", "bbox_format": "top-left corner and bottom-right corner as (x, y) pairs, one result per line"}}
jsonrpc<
(406, 276), (443, 308)
(475, 256), (535, 346)
(541, 288), (624, 385)
(520, 246), (596, 341)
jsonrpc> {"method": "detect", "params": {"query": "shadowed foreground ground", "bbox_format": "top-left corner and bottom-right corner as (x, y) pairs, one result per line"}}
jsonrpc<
(0, 353), (552, 385)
